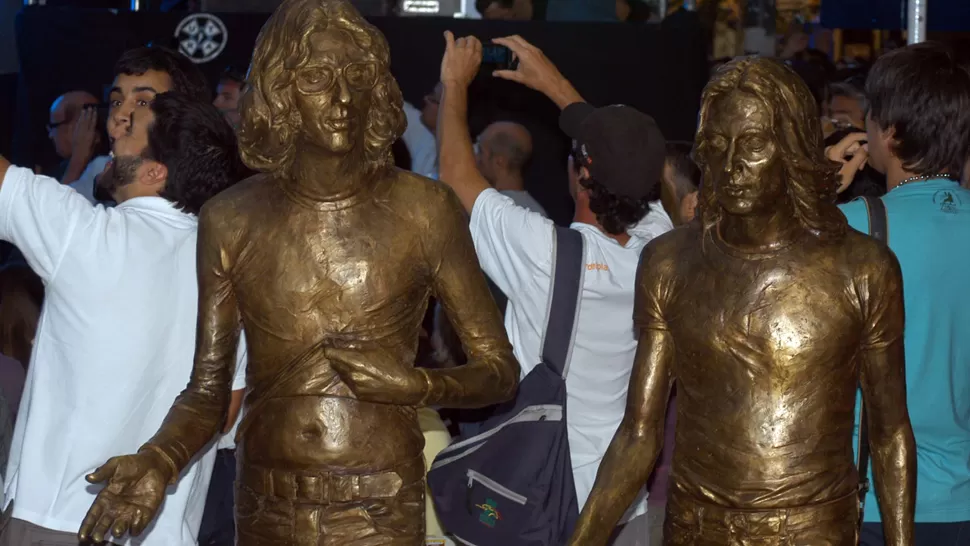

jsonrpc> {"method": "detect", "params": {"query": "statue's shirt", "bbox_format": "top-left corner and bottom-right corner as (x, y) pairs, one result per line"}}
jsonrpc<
(635, 225), (901, 508)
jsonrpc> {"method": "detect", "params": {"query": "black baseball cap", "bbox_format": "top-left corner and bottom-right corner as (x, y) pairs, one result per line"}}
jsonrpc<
(560, 102), (666, 200)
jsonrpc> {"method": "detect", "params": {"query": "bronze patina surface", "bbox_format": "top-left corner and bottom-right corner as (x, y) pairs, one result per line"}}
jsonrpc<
(78, 2), (519, 544)
(568, 57), (916, 546)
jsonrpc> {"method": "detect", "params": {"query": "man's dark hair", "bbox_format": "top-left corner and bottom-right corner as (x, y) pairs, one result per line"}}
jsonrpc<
(579, 177), (655, 235)
(665, 141), (700, 199)
(220, 66), (247, 86)
(866, 42), (970, 176)
(114, 46), (210, 102)
(144, 92), (243, 215)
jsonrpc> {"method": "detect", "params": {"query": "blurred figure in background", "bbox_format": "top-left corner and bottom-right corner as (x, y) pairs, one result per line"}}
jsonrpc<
(46, 91), (108, 185)
(475, 0), (533, 20)
(822, 74), (867, 137)
(213, 66), (246, 130)
(401, 82), (441, 179)
(476, 121), (546, 215)
(658, 141), (700, 226)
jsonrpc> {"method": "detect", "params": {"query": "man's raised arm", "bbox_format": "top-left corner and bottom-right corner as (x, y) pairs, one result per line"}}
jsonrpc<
(858, 253), (916, 546)
(567, 246), (674, 546)
(79, 202), (241, 543)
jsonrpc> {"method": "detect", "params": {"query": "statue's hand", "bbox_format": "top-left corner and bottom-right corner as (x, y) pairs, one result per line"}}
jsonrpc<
(328, 347), (426, 405)
(78, 451), (172, 543)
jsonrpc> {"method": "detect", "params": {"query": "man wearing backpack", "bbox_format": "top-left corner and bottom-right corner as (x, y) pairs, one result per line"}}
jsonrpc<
(836, 43), (970, 546)
(434, 32), (670, 544)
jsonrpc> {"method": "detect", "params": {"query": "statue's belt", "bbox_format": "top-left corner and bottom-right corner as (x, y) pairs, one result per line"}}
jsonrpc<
(239, 456), (425, 503)
(666, 488), (859, 534)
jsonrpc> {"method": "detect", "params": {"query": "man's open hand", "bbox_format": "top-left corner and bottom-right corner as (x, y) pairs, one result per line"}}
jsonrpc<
(78, 451), (171, 543)
(328, 346), (428, 406)
(441, 31), (482, 89)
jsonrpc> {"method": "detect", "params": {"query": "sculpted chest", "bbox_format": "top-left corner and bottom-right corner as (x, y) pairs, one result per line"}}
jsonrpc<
(667, 251), (863, 380)
(227, 201), (431, 337)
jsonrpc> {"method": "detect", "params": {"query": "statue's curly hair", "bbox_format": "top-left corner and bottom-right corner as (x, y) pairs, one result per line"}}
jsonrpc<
(694, 57), (846, 242)
(238, 0), (406, 177)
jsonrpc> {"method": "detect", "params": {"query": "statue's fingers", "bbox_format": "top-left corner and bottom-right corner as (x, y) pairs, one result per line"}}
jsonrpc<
(78, 502), (104, 541)
(110, 512), (132, 539)
(90, 510), (116, 543)
(130, 508), (149, 536)
(86, 458), (118, 484)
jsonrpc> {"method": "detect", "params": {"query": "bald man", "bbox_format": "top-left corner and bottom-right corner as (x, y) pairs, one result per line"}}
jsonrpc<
(475, 121), (546, 215)
(47, 91), (104, 185)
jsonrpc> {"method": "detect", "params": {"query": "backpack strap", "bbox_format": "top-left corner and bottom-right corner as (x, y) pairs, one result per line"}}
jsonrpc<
(539, 226), (586, 379)
(859, 195), (888, 243)
(854, 195), (887, 537)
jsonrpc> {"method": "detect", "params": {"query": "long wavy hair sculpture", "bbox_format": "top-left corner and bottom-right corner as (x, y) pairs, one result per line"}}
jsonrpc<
(694, 57), (846, 241)
(238, 0), (406, 177)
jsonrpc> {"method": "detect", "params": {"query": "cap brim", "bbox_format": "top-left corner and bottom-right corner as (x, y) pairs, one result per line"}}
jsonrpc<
(559, 102), (596, 141)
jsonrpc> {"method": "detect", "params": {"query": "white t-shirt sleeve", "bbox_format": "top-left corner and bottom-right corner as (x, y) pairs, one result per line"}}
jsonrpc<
(468, 188), (554, 297)
(232, 330), (248, 391)
(0, 165), (96, 280)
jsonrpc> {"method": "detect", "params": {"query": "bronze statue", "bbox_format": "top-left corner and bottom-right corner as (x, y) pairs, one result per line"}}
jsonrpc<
(568, 57), (916, 546)
(77, 1), (519, 544)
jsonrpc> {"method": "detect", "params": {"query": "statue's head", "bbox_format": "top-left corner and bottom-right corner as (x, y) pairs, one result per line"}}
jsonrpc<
(694, 57), (845, 241)
(239, 0), (405, 176)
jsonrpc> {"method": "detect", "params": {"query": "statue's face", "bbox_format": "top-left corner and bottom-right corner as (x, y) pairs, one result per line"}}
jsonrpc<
(293, 28), (378, 155)
(704, 91), (786, 216)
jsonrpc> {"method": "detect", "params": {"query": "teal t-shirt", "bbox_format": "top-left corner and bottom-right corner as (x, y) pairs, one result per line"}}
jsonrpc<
(840, 179), (970, 523)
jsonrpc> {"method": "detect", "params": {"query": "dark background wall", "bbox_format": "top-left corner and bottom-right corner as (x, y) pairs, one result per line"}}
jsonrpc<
(12, 8), (708, 224)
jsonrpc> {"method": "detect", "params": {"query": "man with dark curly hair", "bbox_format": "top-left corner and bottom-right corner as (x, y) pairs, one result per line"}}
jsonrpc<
(436, 32), (670, 544)
(0, 91), (247, 546)
(77, 1), (519, 545)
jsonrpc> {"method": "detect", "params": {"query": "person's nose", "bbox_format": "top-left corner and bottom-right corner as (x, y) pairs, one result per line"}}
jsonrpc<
(335, 75), (352, 106)
(723, 139), (738, 173)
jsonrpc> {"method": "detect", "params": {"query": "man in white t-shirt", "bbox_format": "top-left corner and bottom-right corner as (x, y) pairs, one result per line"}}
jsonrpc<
(437, 33), (670, 544)
(0, 91), (245, 546)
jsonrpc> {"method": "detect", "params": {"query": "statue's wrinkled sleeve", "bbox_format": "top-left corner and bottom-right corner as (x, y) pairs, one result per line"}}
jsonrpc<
(142, 203), (240, 473)
(424, 189), (519, 408)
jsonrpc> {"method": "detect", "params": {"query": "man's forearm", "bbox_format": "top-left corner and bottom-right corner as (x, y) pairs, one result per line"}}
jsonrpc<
(437, 81), (490, 213)
(870, 422), (916, 546)
(568, 424), (660, 546)
(543, 78), (585, 111)
(423, 351), (519, 408)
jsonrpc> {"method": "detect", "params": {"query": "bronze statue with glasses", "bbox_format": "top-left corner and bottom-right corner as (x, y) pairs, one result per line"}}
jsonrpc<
(76, 1), (519, 545)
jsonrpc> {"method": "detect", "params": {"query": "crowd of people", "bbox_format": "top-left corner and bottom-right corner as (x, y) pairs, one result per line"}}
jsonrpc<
(0, 1), (967, 545)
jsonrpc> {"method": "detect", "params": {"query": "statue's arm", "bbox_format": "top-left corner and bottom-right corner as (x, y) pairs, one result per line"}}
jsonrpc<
(858, 252), (915, 546)
(568, 247), (674, 546)
(424, 192), (520, 408)
(141, 203), (241, 478)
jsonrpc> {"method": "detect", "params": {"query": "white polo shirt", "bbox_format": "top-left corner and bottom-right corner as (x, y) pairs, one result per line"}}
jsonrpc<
(469, 188), (672, 521)
(0, 165), (246, 546)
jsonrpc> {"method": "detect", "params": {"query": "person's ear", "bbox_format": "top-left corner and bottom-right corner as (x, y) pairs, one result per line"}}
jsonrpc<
(142, 160), (168, 188)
